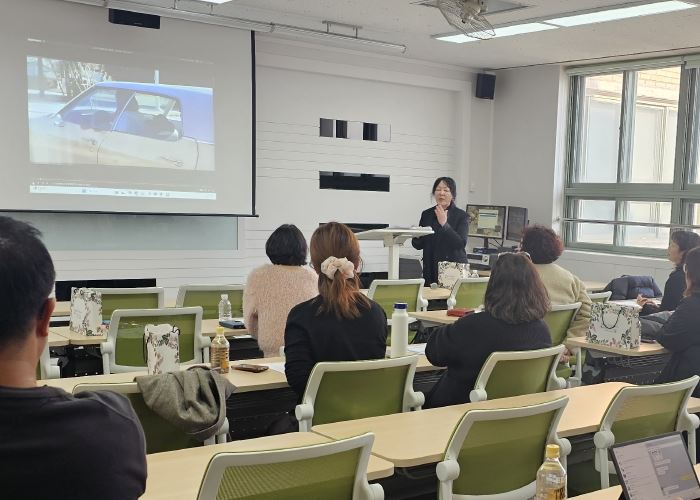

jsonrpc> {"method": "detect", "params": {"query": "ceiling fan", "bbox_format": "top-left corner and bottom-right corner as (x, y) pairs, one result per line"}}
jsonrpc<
(421, 0), (496, 40)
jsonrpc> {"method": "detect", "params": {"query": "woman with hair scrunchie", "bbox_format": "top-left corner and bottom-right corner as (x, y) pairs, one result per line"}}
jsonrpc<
(283, 222), (388, 403)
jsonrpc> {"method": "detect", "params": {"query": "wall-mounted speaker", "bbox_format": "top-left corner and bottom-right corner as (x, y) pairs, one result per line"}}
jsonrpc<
(108, 9), (160, 29)
(476, 73), (496, 100)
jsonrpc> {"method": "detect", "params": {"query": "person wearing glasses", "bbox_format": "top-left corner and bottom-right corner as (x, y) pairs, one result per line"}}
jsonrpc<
(519, 225), (592, 339)
(424, 252), (552, 408)
(411, 177), (469, 286)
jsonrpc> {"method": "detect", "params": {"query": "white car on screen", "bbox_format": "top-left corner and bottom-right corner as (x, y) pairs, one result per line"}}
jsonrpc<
(29, 81), (214, 171)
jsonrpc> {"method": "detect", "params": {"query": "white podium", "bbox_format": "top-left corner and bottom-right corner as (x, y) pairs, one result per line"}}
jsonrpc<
(356, 228), (433, 279)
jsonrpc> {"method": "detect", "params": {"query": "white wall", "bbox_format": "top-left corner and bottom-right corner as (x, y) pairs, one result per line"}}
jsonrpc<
(10, 0), (480, 298)
(489, 64), (674, 284)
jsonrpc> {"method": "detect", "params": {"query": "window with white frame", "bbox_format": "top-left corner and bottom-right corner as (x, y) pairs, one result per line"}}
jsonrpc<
(564, 57), (700, 256)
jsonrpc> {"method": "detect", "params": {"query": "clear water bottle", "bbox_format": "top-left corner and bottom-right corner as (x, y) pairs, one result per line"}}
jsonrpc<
(390, 303), (409, 358)
(536, 444), (566, 500)
(218, 294), (232, 322)
(210, 326), (230, 374)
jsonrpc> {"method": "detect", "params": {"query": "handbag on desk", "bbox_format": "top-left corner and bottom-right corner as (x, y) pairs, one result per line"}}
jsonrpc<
(69, 287), (102, 336)
(437, 261), (469, 289)
(145, 324), (180, 375)
(587, 302), (641, 350)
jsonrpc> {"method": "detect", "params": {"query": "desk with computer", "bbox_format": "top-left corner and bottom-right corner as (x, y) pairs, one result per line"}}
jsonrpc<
(465, 204), (528, 270)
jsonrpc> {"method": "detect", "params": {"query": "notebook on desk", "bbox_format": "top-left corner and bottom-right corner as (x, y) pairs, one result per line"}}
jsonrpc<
(611, 432), (700, 500)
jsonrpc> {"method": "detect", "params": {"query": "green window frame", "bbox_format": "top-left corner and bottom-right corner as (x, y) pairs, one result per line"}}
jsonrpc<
(564, 56), (700, 257)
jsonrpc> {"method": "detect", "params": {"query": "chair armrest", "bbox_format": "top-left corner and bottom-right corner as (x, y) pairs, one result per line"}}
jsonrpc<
(367, 483), (384, 500)
(295, 403), (314, 432)
(405, 390), (425, 411)
(199, 335), (212, 349)
(447, 297), (456, 310)
(46, 365), (61, 379)
(436, 459), (460, 482)
(469, 388), (487, 402)
(100, 340), (114, 354)
(419, 297), (428, 311)
(549, 375), (567, 390)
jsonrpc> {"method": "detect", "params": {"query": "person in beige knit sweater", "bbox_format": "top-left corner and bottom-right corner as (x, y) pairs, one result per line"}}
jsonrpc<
(243, 225), (318, 357)
(520, 225), (592, 339)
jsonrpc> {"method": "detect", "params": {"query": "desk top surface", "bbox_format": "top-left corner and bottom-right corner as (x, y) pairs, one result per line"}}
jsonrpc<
(409, 310), (457, 325)
(566, 337), (668, 357)
(312, 383), (700, 468)
(140, 432), (394, 500)
(39, 354), (437, 394)
(49, 318), (247, 346)
(47, 331), (70, 347)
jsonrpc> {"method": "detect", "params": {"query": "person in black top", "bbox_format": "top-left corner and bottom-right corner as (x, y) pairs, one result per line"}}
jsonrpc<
(653, 247), (700, 398)
(285, 222), (388, 399)
(411, 177), (468, 285)
(638, 230), (700, 315)
(0, 216), (146, 499)
(424, 252), (552, 408)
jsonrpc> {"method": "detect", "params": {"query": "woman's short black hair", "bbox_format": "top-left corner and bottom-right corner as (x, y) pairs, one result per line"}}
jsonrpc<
(265, 224), (308, 266)
(671, 230), (700, 265)
(432, 177), (457, 200)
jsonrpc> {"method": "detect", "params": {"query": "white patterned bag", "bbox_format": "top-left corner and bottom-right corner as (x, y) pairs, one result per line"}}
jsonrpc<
(145, 324), (180, 375)
(587, 302), (641, 349)
(69, 287), (103, 336)
(437, 261), (469, 289)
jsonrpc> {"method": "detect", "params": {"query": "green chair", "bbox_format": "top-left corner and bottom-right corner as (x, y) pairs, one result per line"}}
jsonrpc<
(176, 284), (245, 319)
(295, 357), (425, 431)
(544, 303), (582, 384)
(100, 306), (209, 374)
(74, 382), (229, 454)
(196, 433), (383, 500)
(587, 291), (612, 303)
(446, 277), (489, 310)
(593, 376), (700, 488)
(94, 287), (165, 320)
(436, 396), (570, 500)
(469, 345), (567, 402)
(367, 279), (427, 317)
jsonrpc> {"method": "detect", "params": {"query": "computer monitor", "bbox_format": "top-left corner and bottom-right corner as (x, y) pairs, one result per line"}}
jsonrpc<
(506, 206), (529, 242)
(466, 205), (506, 240)
(611, 432), (700, 500)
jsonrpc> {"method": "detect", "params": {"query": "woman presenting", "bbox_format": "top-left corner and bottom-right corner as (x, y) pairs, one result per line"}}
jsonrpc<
(411, 177), (469, 285)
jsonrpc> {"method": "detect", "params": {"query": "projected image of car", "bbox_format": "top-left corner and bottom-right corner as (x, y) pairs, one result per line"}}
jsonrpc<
(29, 82), (214, 170)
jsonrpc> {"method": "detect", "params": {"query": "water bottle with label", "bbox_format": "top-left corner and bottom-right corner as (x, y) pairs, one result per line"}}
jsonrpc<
(390, 302), (409, 358)
(535, 444), (566, 500)
(210, 326), (230, 374)
(218, 293), (232, 322)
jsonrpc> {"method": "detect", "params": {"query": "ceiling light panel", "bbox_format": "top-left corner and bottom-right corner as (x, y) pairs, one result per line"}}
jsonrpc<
(546, 1), (696, 27)
(435, 22), (557, 43)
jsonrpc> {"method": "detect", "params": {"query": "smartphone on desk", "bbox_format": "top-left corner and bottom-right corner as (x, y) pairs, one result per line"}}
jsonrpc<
(234, 364), (269, 373)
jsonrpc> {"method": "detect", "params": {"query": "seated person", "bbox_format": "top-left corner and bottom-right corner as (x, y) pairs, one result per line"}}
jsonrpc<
(243, 224), (318, 357)
(0, 216), (146, 499)
(638, 230), (700, 315)
(424, 252), (552, 408)
(284, 222), (387, 400)
(520, 225), (592, 339)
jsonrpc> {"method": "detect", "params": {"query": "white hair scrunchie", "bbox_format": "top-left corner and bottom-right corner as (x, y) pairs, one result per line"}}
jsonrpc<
(320, 256), (355, 280)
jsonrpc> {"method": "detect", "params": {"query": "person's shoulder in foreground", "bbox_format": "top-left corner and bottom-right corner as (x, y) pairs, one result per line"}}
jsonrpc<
(0, 215), (146, 499)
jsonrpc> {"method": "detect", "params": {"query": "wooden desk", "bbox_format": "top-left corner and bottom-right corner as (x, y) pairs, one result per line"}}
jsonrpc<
(141, 433), (394, 500)
(312, 383), (700, 469)
(49, 319), (247, 346)
(39, 354), (440, 394)
(409, 310), (457, 327)
(48, 331), (69, 347)
(566, 337), (668, 358)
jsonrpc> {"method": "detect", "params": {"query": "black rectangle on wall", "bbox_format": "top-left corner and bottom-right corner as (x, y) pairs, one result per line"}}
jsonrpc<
(319, 118), (334, 137)
(363, 123), (378, 141)
(319, 171), (390, 192)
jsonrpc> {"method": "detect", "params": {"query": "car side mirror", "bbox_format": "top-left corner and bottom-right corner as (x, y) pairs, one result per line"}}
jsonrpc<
(53, 114), (65, 127)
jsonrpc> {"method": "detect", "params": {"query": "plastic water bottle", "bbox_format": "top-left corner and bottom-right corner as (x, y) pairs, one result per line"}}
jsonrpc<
(210, 326), (230, 374)
(535, 444), (566, 500)
(218, 294), (232, 322)
(390, 303), (409, 358)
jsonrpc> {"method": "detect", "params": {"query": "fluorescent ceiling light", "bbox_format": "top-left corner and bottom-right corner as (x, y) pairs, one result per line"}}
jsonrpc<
(435, 22), (557, 43)
(188, 0), (234, 4)
(546, 1), (696, 27)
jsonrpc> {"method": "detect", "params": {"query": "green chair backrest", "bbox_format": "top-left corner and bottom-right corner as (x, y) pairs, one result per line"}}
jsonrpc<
(544, 307), (578, 345)
(454, 280), (488, 309)
(126, 392), (200, 453)
(182, 289), (244, 320)
(482, 356), (555, 400)
(371, 283), (421, 316)
(609, 390), (685, 444)
(102, 293), (161, 319)
(453, 409), (558, 495)
(215, 448), (361, 499)
(114, 313), (197, 366)
(312, 365), (409, 426)
(589, 293), (611, 304)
